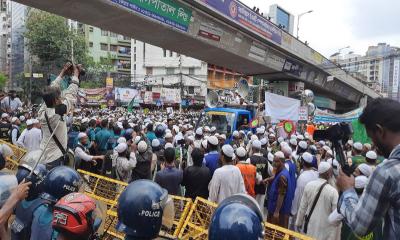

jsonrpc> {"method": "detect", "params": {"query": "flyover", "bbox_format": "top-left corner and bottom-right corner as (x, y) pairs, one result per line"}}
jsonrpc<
(15, 0), (380, 108)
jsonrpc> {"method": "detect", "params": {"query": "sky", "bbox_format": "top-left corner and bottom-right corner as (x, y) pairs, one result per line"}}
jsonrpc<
(241, 0), (400, 57)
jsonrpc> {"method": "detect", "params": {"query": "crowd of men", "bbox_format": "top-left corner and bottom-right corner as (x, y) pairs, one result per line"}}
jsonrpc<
(0, 62), (399, 240)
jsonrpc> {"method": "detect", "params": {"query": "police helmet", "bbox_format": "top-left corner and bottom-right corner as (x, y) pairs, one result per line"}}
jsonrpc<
(209, 194), (264, 240)
(117, 180), (172, 239)
(53, 193), (102, 240)
(154, 124), (165, 138)
(43, 166), (82, 200)
(16, 163), (47, 201)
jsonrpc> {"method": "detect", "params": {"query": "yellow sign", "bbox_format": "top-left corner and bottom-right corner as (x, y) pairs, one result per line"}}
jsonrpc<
(207, 111), (228, 116)
(24, 73), (31, 78)
(106, 77), (113, 87)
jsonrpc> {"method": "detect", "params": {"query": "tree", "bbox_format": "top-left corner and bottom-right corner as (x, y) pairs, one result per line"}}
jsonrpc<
(25, 9), (89, 69)
(0, 73), (7, 90)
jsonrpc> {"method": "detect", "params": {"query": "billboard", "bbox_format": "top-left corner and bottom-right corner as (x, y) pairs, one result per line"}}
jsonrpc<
(203, 0), (282, 44)
(115, 88), (141, 103)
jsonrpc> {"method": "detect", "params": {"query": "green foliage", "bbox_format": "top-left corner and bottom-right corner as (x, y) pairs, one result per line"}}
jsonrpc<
(25, 9), (88, 67)
(80, 80), (104, 89)
(0, 73), (7, 90)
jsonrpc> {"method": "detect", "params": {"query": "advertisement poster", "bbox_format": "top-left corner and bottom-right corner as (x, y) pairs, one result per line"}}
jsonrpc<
(105, 87), (115, 107)
(162, 88), (181, 103)
(111, 0), (192, 32)
(203, 0), (282, 44)
(78, 88), (107, 106)
(115, 87), (141, 103)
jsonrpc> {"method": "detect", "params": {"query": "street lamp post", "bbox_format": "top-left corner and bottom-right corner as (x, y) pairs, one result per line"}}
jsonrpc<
(296, 10), (313, 39)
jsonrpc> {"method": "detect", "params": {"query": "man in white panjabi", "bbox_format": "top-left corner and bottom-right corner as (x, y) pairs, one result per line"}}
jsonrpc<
(295, 162), (340, 240)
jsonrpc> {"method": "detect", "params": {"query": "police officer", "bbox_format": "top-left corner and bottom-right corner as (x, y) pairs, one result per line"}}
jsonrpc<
(117, 179), (173, 240)
(209, 194), (264, 240)
(11, 166), (82, 240)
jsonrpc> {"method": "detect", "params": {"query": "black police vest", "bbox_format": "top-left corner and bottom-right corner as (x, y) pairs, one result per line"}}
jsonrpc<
(9, 126), (20, 143)
(11, 198), (50, 240)
(0, 122), (11, 139)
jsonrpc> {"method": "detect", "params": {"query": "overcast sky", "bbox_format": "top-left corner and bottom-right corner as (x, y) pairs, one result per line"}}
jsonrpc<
(241, 0), (400, 57)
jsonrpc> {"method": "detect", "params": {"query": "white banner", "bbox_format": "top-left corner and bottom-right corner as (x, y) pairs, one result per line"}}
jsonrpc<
(298, 106), (308, 121)
(265, 92), (300, 121)
(115, 88), (140, 103)
(393, 59), (400, 94)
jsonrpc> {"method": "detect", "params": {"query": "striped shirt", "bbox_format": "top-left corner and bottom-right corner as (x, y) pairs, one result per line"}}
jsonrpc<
(339, 144), (400, 239)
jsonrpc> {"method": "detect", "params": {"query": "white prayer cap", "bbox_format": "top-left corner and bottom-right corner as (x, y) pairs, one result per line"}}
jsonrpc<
(347, 140), (354, 146)
(164, 142), (174, 149)
(195, 127), (203, 135)
(77, 132), (87, 140)
(152, 139), (160, 148)
(323, 146), (331, 152)
(19, 116), (25, 122)
(82, 118), (90, 124)
(208, 136), (218, 146)
(298, 141), (308, 150)
(252, 140), (261, 149)
(297, 135), (304, 140)
(358, 163), (373, 177)
(260, 138), (267, 146)
(289, 138), (297, 146)
(115, 143), (128, 153)
(236, 147), (247, 158)
(138, 141), (148, 153)
(366, 151), (377, 160)
(232, 131), (239, 137)
(250, 135), (258, 142)
(274, 151), (285, 159)
(134, 136), (141, 144)
(165, 132), (173, 139)
(318, 162), (331, 174)
(364, 143), (372, 151)
(204, 126), (210, 132)
(219, 134), (226, 140)
(201, 139), (208, 149)
(282, 146), (292, 156)
(301, 152), (313, 163)
(318, 140), (326, 146)
(256, 128), (264, 134)
(277, 137), (284, 143)
(355, 176), (368, 189)
(210, 126), (216, 132)
(280, 141), (289, 149)
(26, 119), (33, 126)
(1, 113), (8, 119)
(222, 144), (234, 158)
(11, 117), (18, 123)
(32, 119), (39, 124)
(117, 137), (127, 144)
(165, 129), (172, 134)
(239, 130), (245, 135)
(353, 142), (363, 151)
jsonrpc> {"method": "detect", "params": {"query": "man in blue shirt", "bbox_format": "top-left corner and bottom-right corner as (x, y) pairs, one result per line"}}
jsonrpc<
(95, 119), (111, 155)
(204, 136), (220, 176)
(155, 147), (183, 195)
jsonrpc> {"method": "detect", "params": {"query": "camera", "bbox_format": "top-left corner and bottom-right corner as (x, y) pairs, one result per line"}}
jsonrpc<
(314, 123), (355, 176)
(314, 123), (353, 143)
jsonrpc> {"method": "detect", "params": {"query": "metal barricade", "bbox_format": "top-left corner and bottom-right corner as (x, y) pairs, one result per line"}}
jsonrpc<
(0, 140), (27, 171)
(264, 222), (314, 240)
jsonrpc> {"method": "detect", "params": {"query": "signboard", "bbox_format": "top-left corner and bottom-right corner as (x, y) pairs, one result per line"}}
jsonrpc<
(392, 59), (400, 94)
(282, 59), (303, 77)
(106, 77), (113, 88)
(162, 88), (181, 103)
(314, 107), (363, 123)
(115, 87), (141, 103)
(298, 106), (308, 121)
(111, 0), (192, 32)
(78, 88), (107, 106)
(143, 91), (153, 104)
(204, 0), (282, 44)
(198, 23), (223, 42)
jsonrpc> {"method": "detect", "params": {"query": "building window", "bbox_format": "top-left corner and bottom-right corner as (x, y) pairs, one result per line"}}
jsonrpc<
(134, 54), (136, 62)
(134, 64), (136, 71)
(123, 36), (130, 41)
(101, 29), (108, 36)
(189, 68), (195, 75)
(169, 51), (173, 57)
(166, 68), (174, 75)
(188, 86), (194, 94)
(100, 43), (108, 51)
(110, 32), (118, 38)
(146, 67), (153, 75)
(110, 45), (118, 52)
(89, 27), (93, 32)
(163, 49), (167, 58)
(89, 42), (93, 47)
